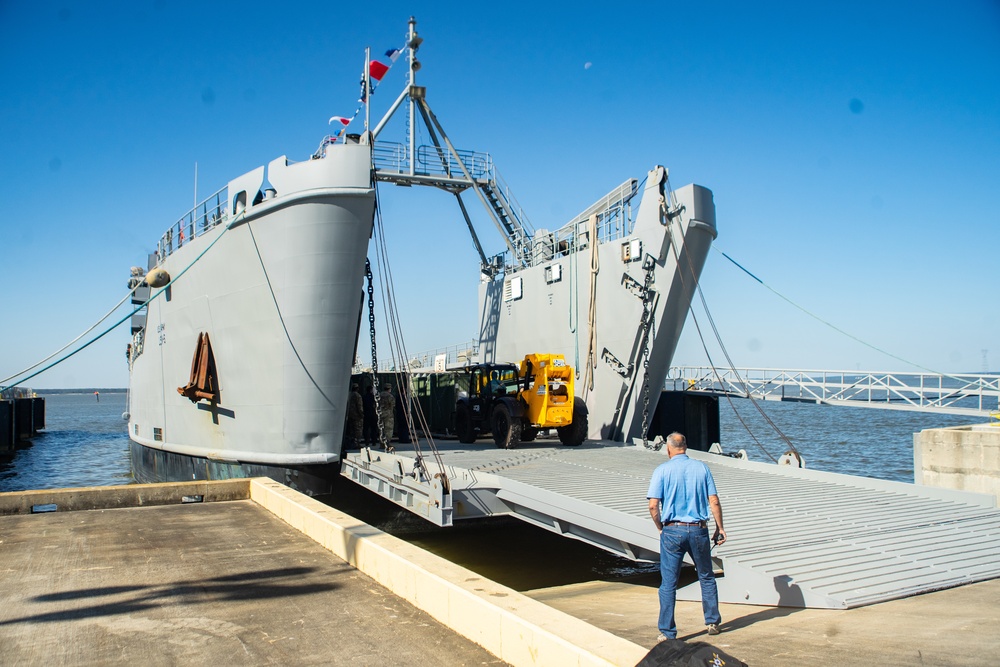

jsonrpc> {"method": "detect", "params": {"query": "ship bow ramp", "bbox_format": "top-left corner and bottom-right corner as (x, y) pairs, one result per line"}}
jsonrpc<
(343, 441), (1000, 609)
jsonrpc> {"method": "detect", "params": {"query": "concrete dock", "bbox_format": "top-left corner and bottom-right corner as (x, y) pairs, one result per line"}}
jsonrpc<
(1, 479), (998, 666)
(529, 574), (1000, 666)
(0, 492), (502, 665)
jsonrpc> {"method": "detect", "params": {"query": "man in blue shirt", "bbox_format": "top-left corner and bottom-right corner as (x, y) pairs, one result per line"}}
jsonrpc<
(647, 432), (727, 640)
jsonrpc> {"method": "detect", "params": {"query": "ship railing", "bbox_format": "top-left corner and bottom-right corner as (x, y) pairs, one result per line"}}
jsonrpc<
(667, 366), (1000, 416)
(488, 179), (639, 275)
(156, 187), (230, 263)
(373, 142), (491, 180)
(484, 162), (535, 237)
(373, 141), (535, 260)
(558, 178), (640, 246)
(129, 329), (145, 367)
(352, 341), (480, 375)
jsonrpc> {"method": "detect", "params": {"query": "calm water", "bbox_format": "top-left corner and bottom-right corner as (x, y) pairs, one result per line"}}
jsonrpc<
(0, 391), (983, 590)
(713, 398), (976, 482)
(0, 392), (132, 492)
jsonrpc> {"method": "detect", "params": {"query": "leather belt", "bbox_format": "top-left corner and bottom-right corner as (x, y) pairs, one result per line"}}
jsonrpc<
(665, 521), (706, 527)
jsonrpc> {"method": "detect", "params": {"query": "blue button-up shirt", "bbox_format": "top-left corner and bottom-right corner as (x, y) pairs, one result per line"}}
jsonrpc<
(647, 453), (718, 523)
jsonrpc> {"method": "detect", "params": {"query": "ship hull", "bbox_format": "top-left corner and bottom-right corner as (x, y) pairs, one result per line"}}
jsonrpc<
(128, 144), (374, 494)
(128, 440), (340, 495)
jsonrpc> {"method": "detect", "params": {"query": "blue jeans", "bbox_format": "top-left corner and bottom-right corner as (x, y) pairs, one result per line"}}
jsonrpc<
(658, 525), (720, 638)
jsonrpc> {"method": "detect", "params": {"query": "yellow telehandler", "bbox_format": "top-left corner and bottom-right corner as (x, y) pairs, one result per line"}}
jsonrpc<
(454, 353), (589, 449)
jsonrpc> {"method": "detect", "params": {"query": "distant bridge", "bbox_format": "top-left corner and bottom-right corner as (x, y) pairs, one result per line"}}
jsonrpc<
(667, 367), (1000, 418)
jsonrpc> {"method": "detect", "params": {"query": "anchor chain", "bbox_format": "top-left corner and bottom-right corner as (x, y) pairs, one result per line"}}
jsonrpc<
(365, 259), (388, 449)
(640, 265), (657, 450)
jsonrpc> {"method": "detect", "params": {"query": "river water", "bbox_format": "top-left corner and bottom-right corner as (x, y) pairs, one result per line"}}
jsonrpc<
(0, 391), (980, 591)
(0, 392), (131, 492)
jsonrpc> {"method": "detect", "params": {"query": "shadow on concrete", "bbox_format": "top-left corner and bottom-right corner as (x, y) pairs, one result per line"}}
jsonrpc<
(679, 604), (804, 640)
(7, 566), (346, 626)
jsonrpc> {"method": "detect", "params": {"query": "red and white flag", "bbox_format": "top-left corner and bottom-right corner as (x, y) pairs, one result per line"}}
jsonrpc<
(369, 60), (389, 82)
(328, 116), (351, 127)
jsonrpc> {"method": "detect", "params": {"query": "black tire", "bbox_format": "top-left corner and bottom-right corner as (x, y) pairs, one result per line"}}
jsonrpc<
(455, 403), (476, 444)
(521, 427), (538, 442)
(491, 403), (521, 449)
(558, 403), (588, 446)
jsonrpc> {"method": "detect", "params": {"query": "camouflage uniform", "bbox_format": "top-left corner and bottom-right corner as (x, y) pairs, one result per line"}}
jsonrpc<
(347, 386), (364, 446)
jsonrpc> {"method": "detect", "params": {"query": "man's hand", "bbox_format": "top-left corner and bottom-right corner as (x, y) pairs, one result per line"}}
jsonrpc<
(713, 528), (727, 546)
(648, 498), (663, 532)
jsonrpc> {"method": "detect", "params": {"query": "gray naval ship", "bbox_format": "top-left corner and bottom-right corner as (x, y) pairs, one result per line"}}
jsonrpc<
(126, 141), (374, 493)
(125, 18), (716, 494)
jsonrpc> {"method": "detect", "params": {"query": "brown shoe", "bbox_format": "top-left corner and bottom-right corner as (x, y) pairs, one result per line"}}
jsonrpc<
(707, 623), (721, 635)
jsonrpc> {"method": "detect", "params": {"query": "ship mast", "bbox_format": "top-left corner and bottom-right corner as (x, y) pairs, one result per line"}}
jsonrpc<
(370, 17), (530, 270)
(407, 16), (421, 177)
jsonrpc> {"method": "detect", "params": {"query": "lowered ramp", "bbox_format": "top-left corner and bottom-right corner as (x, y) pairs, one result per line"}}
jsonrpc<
(340, 440), (1000, 609)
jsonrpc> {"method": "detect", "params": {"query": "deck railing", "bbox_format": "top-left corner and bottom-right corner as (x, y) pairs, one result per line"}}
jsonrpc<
(156, 187), (229, 263)
(352, 341), (480, 374)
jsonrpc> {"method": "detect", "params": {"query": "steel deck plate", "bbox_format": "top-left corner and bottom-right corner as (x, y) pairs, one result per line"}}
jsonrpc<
(341, 439), (1000, 608)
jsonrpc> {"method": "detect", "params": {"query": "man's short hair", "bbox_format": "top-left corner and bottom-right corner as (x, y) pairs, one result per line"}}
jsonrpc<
(666, 432), (687, 450)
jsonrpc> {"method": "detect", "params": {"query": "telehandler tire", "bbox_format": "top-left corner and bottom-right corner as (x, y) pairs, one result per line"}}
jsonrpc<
(492, 403), (521, 449)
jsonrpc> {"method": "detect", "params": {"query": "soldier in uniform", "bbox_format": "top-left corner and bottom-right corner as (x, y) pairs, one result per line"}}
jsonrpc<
(378, 384), (396, 448)
(346, 383), (364, 449)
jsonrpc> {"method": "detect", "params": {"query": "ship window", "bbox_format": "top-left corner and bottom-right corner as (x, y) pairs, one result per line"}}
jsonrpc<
(153, 427), (163, 442)
(545, 264), (562, 284)
(503, 276), (523, 302)
(133, 424), (138, 436)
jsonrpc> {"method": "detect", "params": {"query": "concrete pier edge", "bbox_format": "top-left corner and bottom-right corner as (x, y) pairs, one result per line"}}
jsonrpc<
(0, 479), (649, 667)
(248, 477), (649, 667)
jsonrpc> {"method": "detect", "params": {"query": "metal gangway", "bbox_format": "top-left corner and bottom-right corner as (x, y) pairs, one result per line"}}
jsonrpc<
(668, 367), (1000, 418)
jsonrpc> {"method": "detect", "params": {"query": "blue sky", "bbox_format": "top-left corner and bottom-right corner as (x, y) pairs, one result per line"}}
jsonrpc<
(1, 1), (997, 389)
